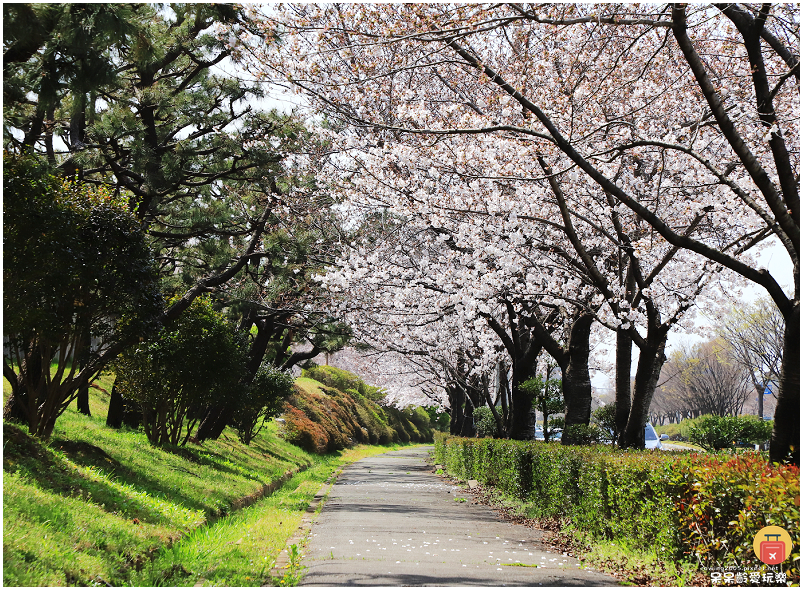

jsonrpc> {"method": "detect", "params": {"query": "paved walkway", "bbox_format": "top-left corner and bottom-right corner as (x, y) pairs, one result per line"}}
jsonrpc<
(300, 447), (618, 586)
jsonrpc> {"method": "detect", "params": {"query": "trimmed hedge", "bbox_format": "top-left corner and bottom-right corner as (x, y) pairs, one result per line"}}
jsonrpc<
(303, 365), (386, 402)
(280, 374), (433, 454)
(434, 434), (799, 580)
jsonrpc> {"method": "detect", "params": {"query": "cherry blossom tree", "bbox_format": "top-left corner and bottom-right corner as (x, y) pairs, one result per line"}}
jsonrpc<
(239, 4), (799, 460)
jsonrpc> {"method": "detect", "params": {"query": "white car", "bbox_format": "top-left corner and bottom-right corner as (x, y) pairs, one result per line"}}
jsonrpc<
(644, 422), (667, 449)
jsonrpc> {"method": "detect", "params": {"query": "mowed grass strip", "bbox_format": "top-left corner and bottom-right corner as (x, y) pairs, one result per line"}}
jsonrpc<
(136, 445), (408, 587)
(2, 378), (313, 586)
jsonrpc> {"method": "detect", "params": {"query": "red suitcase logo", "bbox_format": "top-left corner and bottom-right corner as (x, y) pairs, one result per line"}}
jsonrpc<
(759, 534), (785, 565)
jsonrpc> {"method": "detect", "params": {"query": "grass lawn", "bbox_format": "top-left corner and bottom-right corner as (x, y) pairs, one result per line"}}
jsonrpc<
(135, 445), (405, 586)
(3, 373), (417, 586)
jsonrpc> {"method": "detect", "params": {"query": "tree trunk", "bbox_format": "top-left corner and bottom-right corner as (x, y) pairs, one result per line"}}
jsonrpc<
(273, 327), (295, 369)
(76, 383), (91, 416)
(246, 317), (275, 378)
(615, 329), (632, 446)
(39, 414), (58, 439)
(486, 393), (506, 438)
(448, 385), (464, 435)
(512, 336), (542, 440)
(194, 313), (278, 442)
(3, 393), (27, 423)
(622, 337), (667, 449)
(561, 314), (594, 445)
(122, 400), (142, 429)
(508, 354), (538, 440)
(461, 389), (476, 437)
(770, 304), (800, 465)
(508, 382), (534, 439)
(74, 328), (92, 416)
(498, 365), (510, 428)
(542, 364), (554, 442)
(195, 405), (234, 441)
(106, 384), (124, 428)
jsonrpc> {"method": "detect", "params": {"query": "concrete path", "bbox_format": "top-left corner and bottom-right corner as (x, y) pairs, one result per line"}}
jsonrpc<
(299, 447), (618, 586)
(661, 442), (704, 452)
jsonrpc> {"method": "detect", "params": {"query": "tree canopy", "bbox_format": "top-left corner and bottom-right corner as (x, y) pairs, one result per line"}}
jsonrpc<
(235, 4), (800, 462)
(3, 153), (162, 437)
(3, 4), (350, 440)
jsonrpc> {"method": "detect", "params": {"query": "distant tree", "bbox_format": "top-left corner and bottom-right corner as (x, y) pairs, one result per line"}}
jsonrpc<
(113, 297), (245, 446)
(657, 339), (751, 419)
(3, 154), (162, 438)
(715, 298), (783, 418)
(651, 355), (699, 425)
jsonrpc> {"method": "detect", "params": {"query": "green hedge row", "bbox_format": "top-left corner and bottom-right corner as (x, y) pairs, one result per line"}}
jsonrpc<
(434, 434), (799, 580)
(280, 372), (434, 454)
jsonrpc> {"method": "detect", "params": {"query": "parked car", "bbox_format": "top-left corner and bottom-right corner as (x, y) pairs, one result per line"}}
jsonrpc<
(644, 422), (668, 449)
(534, 428), (561, 441)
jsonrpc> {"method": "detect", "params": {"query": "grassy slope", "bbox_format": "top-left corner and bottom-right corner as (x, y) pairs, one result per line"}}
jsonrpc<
(135, 445), (406, 587)
(3, 373), (416, 586)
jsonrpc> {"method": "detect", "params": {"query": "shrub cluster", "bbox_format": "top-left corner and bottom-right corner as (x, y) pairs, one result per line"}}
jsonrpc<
(434, 434), (799, 580)
(657, 415), (773, 448)
(303, 365), (386, 402)
(473, 406), (500, 438)
(687, 415), (773, 450)
(232, 364), (295, 445)
(279, 371), (433, 453)
(114, 297), (244, 446)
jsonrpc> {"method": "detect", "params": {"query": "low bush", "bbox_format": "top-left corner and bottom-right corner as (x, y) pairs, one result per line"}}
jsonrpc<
(591, 403), (617, 443)
(232, 364), (295, 445)
(281, 406), (330, 454)
(562, 423), (605, 445)
(658, 415), (772, 447)
(434, 433), (799, 582)
(737, 415), (773, 446)
(302, 365), (386, 402)
(282, 386), (356, 453)
(407, 406), (434, 439)
(114, 296), (244, 446)
(473, 406), (501, 438)
(688, 415), (773, 450)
